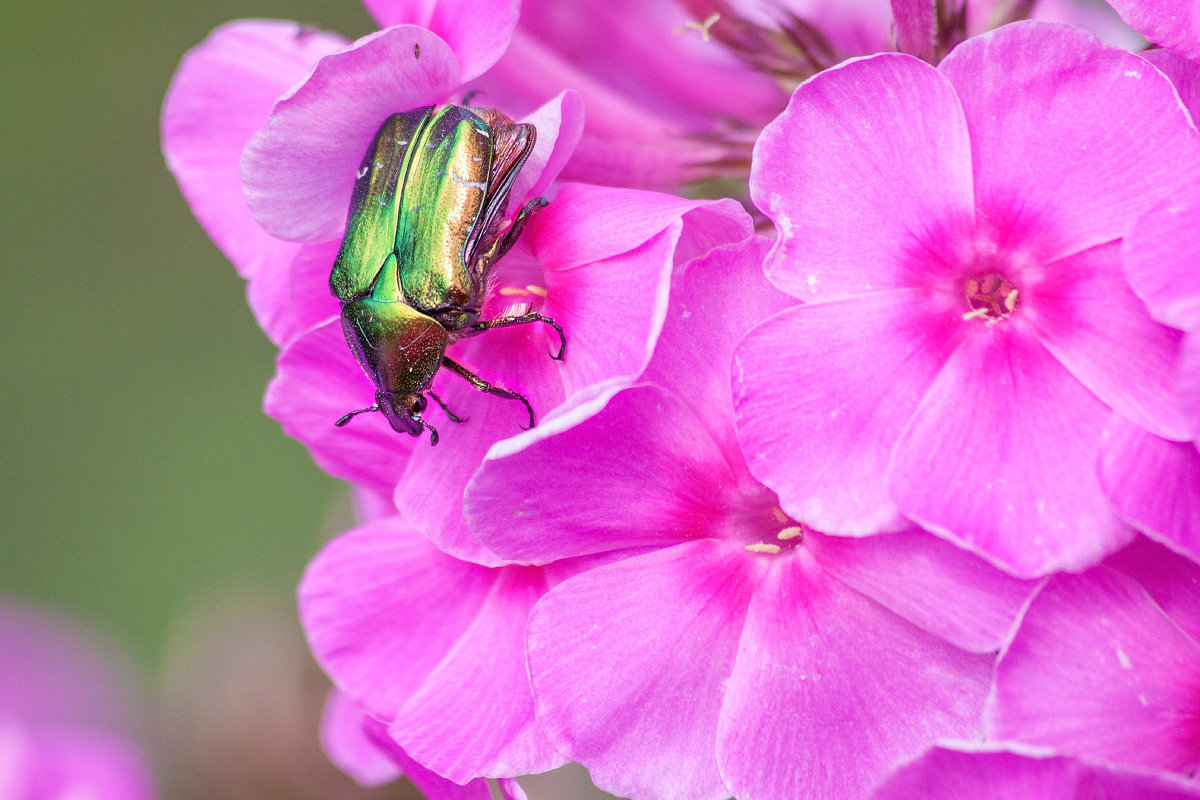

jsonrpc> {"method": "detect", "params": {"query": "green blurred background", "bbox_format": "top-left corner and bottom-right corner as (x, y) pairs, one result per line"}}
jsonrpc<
(1, 0), (375, 679)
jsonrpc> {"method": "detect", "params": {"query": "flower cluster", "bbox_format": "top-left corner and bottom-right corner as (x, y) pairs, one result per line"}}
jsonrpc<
(164, 1), (1200, 798)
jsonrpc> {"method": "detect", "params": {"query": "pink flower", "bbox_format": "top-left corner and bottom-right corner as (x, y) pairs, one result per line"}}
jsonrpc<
(0, 601), (156, 800)
(735, 21), (1200, 577)
(871, 743), (1200, 799)
(1107, 0), (1200, 60)
(299, 514), (568, 783)
(462, 237), (1034, 800)
(321, 690), (527, 800)
(986, 536), (1200, 772)
(1093, 48), (1200, 564)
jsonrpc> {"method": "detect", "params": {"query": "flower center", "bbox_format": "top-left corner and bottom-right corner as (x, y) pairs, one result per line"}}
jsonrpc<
(962, 272), (1019, 323)
(744, 507), (807, 555)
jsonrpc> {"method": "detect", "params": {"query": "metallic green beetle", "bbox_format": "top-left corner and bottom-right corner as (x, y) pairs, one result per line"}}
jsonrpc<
(330, 105), (565, 445)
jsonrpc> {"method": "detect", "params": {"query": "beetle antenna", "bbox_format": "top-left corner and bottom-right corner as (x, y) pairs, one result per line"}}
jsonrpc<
(423, 419), (440, 446)
(334, 406), (378, 426)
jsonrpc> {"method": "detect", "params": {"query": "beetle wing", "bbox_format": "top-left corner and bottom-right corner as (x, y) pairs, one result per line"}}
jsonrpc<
(463, 109), (537, 279)
(395, 106), (493, 316)
(330, 108), (434, 302)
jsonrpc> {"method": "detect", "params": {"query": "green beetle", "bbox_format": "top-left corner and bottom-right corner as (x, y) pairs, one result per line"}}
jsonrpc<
(330, 105), (565, 445)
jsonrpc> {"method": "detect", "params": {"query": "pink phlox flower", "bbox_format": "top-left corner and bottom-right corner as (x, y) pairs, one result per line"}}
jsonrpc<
(462, 237), (1036, 800)
(871, 742), (1200, 799)
(735, 21), (1200, 578)
(321, 690), (527, 800)
(986, 536), (1200, 773)
(1096, 48), (1200, 565)
(0, 600), (156, 800)
(299, 512), (570, 785)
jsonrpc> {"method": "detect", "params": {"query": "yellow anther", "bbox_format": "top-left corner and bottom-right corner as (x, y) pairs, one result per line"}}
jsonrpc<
(962, 307), (990, 321)
(746, 543), (781, 554)
(1004, 288), (1019, 312)
(771, 506), (789, 524)
(525, 285), (548, 297)
(498, 287), (526, 296)
(675, 13), (720, 41)
(777, 526), (803, 541)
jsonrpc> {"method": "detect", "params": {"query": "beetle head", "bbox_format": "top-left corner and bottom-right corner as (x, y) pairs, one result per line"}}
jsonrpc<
(334, 392), (440, 445)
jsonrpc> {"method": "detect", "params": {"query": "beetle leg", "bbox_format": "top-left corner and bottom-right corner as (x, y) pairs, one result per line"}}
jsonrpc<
(494, 197), (548, 262)
(469, 312), (566, 360)
(441, 357), (536, 430)
(429, 391), (469, 423)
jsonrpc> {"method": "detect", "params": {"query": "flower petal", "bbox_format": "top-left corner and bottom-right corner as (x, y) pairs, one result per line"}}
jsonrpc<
(940, 21), (1200, 262)
(987, 567), (1200, 771)
(718, 551), (991, 800)
(527, 540), (754, 800)
(1100, 418), (1200, 563)
(1027, 242), (1190, 440)
(733, 290), (962, 535)
(644, 235), (795, 461)
(811, 527), (1037, 653)
(891, 327), (1134, 577)
(873, 744), (1200, 800)
(321, 690), (402, 787)
(264, 319), (414, 494)
(162, 20), (345, 277)
(1108, 0), (1200, 60)
(1121, 183), (1200, 333)
(243, 26), (461, 242)
(468, 385), (743, 563)
(362, 0), (518, 81)
(246, 239), (341, 347)
(299, 518), (560, 781)
(751, 52), (974, 299)
(1104, 535), (1200, 643)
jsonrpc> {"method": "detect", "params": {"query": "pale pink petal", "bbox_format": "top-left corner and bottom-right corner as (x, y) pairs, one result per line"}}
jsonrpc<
(733, 291), (963, 535)
(1121, 183), (1200, 332)
(361, 0), (518, 80)
(360, 720), (496, 800)
(1027, 242), (1191, 440)
(891, 0), (938, 62)
(811, 527), (1037, 653)
(1141, 48), (1200, 120)
(516, 0), (782, 127)
(467, 30), (730, 189)
(243, 26), (460, 242)
(387, 564), (565, 781)
(528, 184), (751, 274)
(987, 567), (1200, 771)
(162, 21), (345, 278)
(718, 552), (991, 800)
(940, 21), (1200, 262)
(321, 690), (402, 787)
(644, 235), (795, 461)
(873, 744), (1200, 799)
(264, 319), (414, 494)
(1105, 535), (1200, 643)
(1108, 0), (1200, 60)
(891, 328), (1134, 577)
(751, 53), (974, 300)
(300, 518), (559, 780)
(1182, 330), (1200, 422)
(246, 239), (341, 347)
(509, 91), (585, 205)
(1100, 417), (1200, 563)
(527, 540), (754, 800)
(467, 385), (743, 563)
